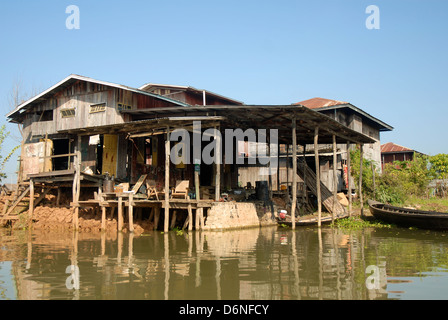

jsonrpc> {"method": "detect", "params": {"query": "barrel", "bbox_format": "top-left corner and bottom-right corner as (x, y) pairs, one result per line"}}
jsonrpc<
(103, 179), (114, 193)
(255, 181), (269, 201)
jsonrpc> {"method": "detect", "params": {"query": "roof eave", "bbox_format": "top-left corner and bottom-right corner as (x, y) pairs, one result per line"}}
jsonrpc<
(309, 103), (394, 132)
(6, 75), (190, 122)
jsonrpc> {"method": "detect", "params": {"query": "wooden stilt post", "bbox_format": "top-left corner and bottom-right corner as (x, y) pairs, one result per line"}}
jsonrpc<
(2, 199), (9, 216)
(170, 210), (177, 229)
(56, 187), (61, 206)
(371, 162), (376, 201)
(314, 127), (322, 227)
(286, 145), (289, 191)
(101, 206), (106, 231)
(72, 135), (81, 230)
(118, 196), (123, 231)
(302, 145), (308, 206)
(194, 120), (201, 202)
(129, 193), (134, 232)
(359, 144), (364, 217)
(154, 205), (160, 231)
(188, 203), (193, 231)
(72, 174), (78, 230)
(195, 208), (200, 230)
(199, 208), (204, 229)
(347, 141), (352, 217)
(332, 135), (337, 221)
(195, 171), (200, 201)
(291, 116), (297, 229)
(28, 179), (34, 224)
(215, 125), (221, 201)
(164, 126), (170, 232)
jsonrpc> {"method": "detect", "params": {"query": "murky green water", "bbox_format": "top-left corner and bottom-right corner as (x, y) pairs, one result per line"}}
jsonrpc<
(1, 225), (448, 300)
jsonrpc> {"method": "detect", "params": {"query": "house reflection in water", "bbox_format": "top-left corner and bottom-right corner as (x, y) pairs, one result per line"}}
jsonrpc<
(3, 227), (394, 300)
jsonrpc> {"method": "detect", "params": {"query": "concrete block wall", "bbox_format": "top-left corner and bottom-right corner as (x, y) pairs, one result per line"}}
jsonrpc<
(203, 201), (277, 230)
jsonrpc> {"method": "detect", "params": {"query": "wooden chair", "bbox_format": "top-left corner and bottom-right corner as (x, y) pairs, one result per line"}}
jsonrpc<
(171, 180), (190, 199)
(146, 179), (159, 200)
(132, 174), (147, 193)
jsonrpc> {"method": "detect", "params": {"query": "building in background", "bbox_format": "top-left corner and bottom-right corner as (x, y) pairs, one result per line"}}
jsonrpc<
(380, 142), (423, 170)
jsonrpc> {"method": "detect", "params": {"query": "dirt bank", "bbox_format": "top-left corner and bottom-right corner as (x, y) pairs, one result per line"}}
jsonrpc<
(0, 195), (154, 235)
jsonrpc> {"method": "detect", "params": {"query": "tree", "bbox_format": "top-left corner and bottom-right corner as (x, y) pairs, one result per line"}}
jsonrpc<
(0, 125), (20, 183)
(350, 150), (431, 205)
(429, 154), (448, 197)
(429, 154), (448, 180)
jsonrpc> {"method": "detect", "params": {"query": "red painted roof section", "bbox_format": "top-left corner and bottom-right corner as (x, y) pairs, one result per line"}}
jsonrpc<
(294, 97), (348, 109)
(381, 142), (414, 153)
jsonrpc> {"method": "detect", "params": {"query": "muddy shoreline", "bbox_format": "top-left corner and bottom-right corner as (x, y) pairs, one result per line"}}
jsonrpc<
(0, 194), (154, 235)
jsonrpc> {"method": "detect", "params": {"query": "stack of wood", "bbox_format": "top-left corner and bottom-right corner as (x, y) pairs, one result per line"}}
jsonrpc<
(297, 159), (345, 215)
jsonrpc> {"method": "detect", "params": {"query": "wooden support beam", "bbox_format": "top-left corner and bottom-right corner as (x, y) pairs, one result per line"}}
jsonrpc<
(302, 145), (307, 206)
(164, 126), (170, 232)
(2, 199), (9, 216)
(101, 206), (106, 231)
(314, 127), (322, 227)
(194, 208), (204, 230)
(371, 162), (376, 201)
(4, 186), (30, 217)
(199, 208), (204, 230)
(291, 116), (297, 229)
(347, 141), (352, 217)
(129, 193), (134, 232)
(195, 171), (200, 201)
(33, 187), (51, 209)
(72, 135), (81, 230)
(110, 206), (115, 220)
(332, 134), (337, 222)
(195, 208), (200, 230)
(188, 203), (193, 231)
(28, 179), (34, 223)
(286, 144), (289, 191)
(154, 205), (160, 231)
(215, 126), (221, 201)
(56, 187), (61, 206)
(359, 144), (364, 217)
(170, 210), (177, 229)
(118, 196), (123, 231)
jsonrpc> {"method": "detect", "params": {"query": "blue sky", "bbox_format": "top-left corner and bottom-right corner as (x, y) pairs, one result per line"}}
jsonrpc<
(0, 0), (447, 182)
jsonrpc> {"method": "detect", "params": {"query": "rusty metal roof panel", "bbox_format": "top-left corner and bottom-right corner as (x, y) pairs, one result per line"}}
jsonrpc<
(293, 97), (348, 109)
(381, 142), (414, 153)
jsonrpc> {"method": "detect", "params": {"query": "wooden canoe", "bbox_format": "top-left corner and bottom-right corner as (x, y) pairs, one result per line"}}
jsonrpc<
(368, 200), (448, 230)
(279, 212), (348, 227)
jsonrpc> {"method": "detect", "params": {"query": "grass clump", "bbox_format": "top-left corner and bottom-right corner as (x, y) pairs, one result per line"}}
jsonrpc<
(331, 216), (394, 230)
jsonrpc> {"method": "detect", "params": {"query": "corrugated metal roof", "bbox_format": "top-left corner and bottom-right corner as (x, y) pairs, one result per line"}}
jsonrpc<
(293, 97), (348, 109)
(139, 83), (245, 105)
(381, 142), (414, 153)
(293, 97), (393, 132)
(6, 74), (191, 122)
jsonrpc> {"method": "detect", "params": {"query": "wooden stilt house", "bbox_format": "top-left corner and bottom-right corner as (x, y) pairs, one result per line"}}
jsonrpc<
(4, 74), (375, 231)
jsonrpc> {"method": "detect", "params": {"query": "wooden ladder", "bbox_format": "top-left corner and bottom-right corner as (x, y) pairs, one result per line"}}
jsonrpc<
(0, 186), (51, 223)
(297, 159), (345, 215)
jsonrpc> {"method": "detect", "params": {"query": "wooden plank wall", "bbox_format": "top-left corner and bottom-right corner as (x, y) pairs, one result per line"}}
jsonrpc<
(238, 162), (342, 192)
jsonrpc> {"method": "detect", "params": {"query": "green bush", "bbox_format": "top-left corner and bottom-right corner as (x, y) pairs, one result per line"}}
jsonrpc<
(350, 149), (431, 206)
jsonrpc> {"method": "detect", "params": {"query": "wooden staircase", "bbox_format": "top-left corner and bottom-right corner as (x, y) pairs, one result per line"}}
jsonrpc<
(0, 185), (51, 224)
(297, 159), (345, 215)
